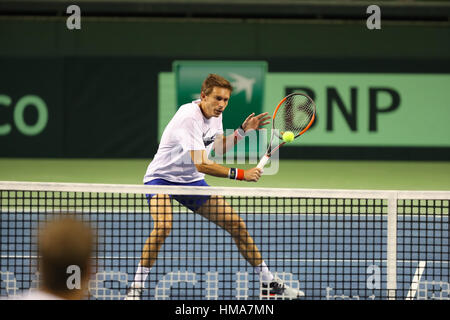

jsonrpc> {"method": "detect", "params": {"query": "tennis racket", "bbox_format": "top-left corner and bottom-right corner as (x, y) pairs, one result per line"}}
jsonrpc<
(257, 92), (316, 170)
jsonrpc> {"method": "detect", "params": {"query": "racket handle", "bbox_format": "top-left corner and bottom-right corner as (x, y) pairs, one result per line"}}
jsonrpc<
(257, 154), (270, 170)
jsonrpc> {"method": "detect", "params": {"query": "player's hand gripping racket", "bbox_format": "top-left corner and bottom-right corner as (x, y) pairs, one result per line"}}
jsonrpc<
(257, 93), (316, 170)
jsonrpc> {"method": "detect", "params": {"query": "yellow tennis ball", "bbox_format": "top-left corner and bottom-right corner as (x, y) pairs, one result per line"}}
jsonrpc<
(282, 131), (295, 143)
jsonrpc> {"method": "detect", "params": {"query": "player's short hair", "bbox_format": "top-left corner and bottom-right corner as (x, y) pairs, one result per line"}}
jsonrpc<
(201, 74), (233, 96)
(39, 216), (94, 295)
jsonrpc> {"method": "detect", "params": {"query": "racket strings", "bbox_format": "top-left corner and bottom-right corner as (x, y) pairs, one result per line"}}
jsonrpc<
(273, 94), (315, 139)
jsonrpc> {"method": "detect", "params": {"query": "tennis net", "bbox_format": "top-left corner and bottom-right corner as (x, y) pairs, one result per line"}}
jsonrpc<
(1, 181), (448, 300)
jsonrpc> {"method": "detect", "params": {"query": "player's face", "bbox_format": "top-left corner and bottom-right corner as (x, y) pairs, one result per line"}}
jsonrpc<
(200, 87), (231, 118)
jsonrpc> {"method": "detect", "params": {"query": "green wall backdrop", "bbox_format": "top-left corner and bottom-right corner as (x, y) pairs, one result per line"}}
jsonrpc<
(1, 16), (449, 159)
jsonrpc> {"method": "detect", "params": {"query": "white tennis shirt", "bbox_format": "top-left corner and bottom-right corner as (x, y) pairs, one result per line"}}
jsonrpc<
(144, 100), (223, 183)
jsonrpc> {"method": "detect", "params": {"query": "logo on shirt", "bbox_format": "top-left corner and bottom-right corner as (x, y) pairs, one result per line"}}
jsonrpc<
(203, 129), (216, 147)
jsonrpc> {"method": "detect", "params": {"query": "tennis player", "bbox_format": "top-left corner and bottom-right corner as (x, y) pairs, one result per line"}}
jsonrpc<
(126, 74), (304, 300)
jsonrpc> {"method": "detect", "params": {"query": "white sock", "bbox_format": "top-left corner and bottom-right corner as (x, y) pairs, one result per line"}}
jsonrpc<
(254, 261), (274, 283)
(133, 263), (150, 288)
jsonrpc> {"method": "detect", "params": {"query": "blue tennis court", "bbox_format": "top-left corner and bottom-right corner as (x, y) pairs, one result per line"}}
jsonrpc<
(2, 201), (448, 300)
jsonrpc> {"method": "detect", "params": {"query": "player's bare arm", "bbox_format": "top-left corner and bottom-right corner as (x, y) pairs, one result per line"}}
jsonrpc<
(190, 150), (262, 182)
(212, 112), (271, 156)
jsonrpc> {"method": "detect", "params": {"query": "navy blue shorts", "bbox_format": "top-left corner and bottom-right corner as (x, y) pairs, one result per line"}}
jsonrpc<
(144, 178), (211, 212)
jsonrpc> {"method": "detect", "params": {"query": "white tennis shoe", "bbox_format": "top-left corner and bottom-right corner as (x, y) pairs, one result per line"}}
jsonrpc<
(261, 277), (305, 299)
(125, 283), (143, 300)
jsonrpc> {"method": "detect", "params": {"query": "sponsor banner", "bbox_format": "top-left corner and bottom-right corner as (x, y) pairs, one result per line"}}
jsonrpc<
(0, 58), (64, 157)
(161, 71), (450, 148)
(0, 57), (158, 158)
(267, 73), (450, 147)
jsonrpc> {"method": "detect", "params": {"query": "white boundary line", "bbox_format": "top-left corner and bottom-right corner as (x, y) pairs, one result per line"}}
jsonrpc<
(406, 261), (427, 300)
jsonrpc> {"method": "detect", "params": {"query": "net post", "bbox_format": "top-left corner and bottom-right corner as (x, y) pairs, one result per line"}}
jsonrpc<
(387, 193), (397, 300)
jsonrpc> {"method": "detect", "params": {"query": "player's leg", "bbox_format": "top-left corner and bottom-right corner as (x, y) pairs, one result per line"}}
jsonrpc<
(196, 195), (263, 267)
(126, 194), (172, 300)
(195, 196), (304, 299)
(141, 194), (173, 268)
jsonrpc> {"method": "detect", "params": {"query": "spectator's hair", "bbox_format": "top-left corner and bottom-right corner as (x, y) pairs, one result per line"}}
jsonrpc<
(39, 216), (94, 295)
